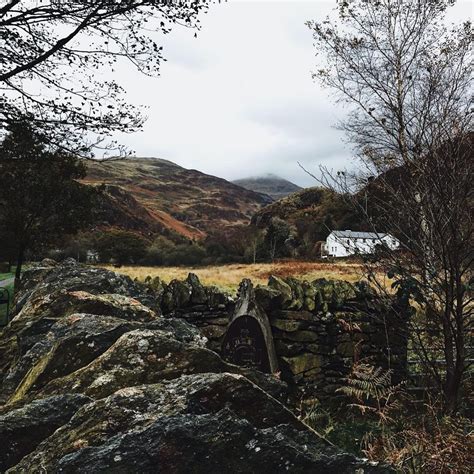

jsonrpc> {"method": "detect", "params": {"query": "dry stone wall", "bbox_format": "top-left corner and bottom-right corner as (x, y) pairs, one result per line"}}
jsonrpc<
(145, 273), (234, 353)
(147, 273), (409, 401)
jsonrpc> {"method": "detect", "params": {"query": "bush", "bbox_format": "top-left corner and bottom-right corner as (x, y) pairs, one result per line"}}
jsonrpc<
(363, 407), (473, 472)
(95, 230), (149, 265)
(163, 243), (207, 266)
(144, 236), (176, 265)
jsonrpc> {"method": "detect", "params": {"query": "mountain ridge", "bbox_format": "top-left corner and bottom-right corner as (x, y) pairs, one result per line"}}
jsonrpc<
(84, 157), (273, 240)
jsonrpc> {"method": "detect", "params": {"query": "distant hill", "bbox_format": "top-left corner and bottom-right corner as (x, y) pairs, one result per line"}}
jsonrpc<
(232, 174), (301, 200)
(252, 186), (362, 239)
(84, 157), (273, 240)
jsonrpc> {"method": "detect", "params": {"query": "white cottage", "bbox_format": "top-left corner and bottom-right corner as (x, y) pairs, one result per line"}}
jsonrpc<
(323, 230), (399, 258)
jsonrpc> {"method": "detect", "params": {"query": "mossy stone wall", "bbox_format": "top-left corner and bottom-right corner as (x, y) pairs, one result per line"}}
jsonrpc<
(146, 274), (409, 399)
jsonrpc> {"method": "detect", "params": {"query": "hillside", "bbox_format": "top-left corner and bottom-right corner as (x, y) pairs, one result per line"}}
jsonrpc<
(84, 158), (273, 239)
(91, 184), (179, 237)
(252, 186), (363, 242)
(233, 174), (301, 200)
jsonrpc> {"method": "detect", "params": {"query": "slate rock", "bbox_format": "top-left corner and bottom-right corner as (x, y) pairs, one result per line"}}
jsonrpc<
(3, 314), (143, 404)
(0, 291), (159, 402)
(205, 285), (230, 308)
(268, 276), (292, 309)
(254, 285), (282, 312)
(9, 374), (392, 473)
(0, 394), (91, 471)
(13, 261), (158, 317)
(187, 273), (208, 305)
(37, 329), (231, 399)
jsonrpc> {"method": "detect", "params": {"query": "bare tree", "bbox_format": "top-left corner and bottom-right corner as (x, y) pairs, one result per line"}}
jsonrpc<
(0, 0), (212, 155)
(307, 0), (473, 412)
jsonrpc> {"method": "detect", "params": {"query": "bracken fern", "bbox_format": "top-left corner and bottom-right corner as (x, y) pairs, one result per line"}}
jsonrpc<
(338, 362), (405, 424)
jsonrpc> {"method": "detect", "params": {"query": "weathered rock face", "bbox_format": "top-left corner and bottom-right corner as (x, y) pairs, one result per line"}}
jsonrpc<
(7, 374), (382, 474)
(0, 394), (91, 471)
(0, 260), (391, 472)
(0, 261), (162, 404)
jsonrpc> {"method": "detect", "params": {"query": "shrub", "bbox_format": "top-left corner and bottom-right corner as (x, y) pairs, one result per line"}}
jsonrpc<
(363, 407), (474, 473)
(163, 243), (207, 266)
(95, 230), (149, 265)
(301, 362), (473, 472)
(144, 236), (176, 265)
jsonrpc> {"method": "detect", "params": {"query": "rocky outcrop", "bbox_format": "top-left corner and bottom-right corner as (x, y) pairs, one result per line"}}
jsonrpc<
(7, 374), (376, 473)
(0, 260), (161, 404)
(0, 260), (391, 472)
(0, 393), (91, 471)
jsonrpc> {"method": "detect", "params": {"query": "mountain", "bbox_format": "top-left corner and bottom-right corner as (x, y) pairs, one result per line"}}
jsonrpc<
(232, 174), (301, 200)
(84, 157), (273, 239)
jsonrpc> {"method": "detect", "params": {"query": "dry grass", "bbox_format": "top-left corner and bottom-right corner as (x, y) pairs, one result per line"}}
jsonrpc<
(100, 260), (365, 294)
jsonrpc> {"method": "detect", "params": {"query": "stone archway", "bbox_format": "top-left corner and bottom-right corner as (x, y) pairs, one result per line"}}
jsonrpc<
(222, 279), (278, 374)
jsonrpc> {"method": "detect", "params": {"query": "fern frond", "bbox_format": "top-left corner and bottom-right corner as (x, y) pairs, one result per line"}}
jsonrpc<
(340, 361), (406, 425)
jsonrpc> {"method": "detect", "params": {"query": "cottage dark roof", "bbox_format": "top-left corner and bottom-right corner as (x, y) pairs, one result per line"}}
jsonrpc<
(331, 230), (390, 240)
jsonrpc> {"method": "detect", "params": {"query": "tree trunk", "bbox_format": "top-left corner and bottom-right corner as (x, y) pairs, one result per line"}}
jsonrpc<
(14, 246), (24, 292)
(444, 366), (463, 414)
(444, 318), (465, 414)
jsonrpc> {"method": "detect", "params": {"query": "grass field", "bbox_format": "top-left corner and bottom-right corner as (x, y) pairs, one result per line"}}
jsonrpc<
(101, 260), (366, 294)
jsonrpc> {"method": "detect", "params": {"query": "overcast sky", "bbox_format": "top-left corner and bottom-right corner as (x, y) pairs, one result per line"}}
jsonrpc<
(113, 0), (472, 187)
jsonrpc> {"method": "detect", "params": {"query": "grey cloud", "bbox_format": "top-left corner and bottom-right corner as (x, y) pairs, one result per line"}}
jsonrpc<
(109, 1), (472, 187)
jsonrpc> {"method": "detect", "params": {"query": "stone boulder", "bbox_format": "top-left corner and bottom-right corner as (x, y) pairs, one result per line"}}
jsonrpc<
(187, 273), (208, 305)
(268, 275), (293, 308)
(265, 276), (361, 314)
(0, 394), (91, 471)
(255, 284), (284, 312)
(13, 259), (158, 318)
(312, 279), (358, 311)
(2, 314), (143, 404)
(36, 328), (230, 399)
(0, 260), (160, 384)
(8, 374), (387, 474)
